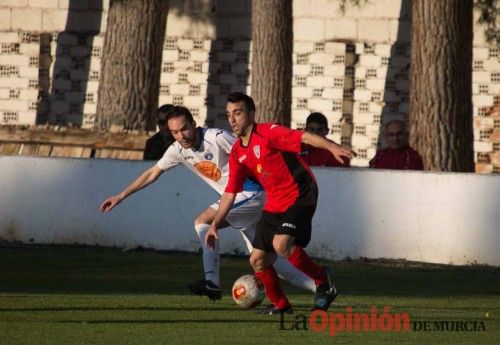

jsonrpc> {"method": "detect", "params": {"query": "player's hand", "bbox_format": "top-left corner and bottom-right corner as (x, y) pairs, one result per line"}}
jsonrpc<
(205, 224), (219, 250)
(99, 195), (122, 213)
(330, 143), (357, 164)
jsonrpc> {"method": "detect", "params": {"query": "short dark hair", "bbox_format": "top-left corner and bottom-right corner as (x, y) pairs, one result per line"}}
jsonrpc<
(165, 105), (194, 123)
(157, 104), (174, 122)
(306, 112), (328, 128)
(227, 92), (256, 113)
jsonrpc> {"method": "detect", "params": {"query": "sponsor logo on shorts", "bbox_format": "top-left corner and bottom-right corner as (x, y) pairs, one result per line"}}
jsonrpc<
(282, 222), (296, 229)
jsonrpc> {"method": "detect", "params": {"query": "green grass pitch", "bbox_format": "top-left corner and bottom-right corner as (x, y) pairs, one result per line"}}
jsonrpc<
(0, 244), (498, 344)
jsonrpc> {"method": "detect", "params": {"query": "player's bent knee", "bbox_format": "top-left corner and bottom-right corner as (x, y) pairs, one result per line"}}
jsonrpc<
(194, 222), (210, 235)
(273, 239), (293, 258)
(194, 216), (202, 226)
(249, 253), (267, 271)
(249, 255), (260, 270)
(194, 207), (217, 226)
(194, 213), (209, 226)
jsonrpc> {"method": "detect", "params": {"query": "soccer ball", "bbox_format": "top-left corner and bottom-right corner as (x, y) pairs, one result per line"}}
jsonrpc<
(232, 274), (266, 309)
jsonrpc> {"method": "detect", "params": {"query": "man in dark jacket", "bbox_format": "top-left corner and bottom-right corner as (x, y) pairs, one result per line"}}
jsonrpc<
(143, 104), (175, 160)
(300, 112), (350, 167)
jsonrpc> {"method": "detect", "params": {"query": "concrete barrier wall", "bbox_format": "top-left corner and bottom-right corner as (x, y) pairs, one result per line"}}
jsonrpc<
(1, 156), (499, 265)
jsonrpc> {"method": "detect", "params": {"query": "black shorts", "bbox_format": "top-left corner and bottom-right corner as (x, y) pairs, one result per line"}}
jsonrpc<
(252, 204), (316, 253)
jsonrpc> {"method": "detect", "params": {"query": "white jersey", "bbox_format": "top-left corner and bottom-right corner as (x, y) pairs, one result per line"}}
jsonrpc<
(157, 127), (261, 194)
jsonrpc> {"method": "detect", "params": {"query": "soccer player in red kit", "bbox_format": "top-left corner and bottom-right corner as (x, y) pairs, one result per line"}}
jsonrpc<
(206, 92), (355, 314)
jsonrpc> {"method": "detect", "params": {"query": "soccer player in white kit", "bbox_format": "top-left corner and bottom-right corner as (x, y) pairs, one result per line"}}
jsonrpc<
(100, 105), (315, 300)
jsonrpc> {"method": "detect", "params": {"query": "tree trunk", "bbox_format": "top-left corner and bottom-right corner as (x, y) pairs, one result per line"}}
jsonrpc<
(96, 0), (169, 131)
(410, 0), (474, 171)
(251, 0), (293, 126)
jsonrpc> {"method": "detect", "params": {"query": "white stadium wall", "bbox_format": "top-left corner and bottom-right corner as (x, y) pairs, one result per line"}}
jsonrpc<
(1, 156), (499, 266)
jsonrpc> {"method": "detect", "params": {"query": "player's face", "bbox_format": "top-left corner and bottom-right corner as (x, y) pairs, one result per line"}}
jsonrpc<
(385, 122), (407, 149)
(167, 115), (197, 149)
(226, 101), (254, 137)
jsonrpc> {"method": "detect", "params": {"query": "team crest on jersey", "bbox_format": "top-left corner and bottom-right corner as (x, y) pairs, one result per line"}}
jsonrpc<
(204, 152), (214, 160)
(239, 154), (247, 163)
(253, 145), (260, 159)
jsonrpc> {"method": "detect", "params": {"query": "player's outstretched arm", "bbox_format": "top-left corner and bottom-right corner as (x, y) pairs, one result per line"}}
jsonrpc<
(302, 131), (356, 164)
(205, 192), (236, 249)
(99, 165), (164, 213)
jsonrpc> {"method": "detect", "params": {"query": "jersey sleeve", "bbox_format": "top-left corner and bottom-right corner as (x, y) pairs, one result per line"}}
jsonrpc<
(214, 129), (236, 154)
(224, 149), (247, 193)
(265, 123), (303, 153)
(156, 144), (182, 171)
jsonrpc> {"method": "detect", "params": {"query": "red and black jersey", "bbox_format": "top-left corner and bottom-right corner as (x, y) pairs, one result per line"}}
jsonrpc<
(225, 123), (318, 213)
(299, 144), (350, 167)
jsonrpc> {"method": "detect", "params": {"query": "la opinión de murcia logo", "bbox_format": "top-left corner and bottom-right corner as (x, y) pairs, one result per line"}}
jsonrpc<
(278, 306), (488, 336)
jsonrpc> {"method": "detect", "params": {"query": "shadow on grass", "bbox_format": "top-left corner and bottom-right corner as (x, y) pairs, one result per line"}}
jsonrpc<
(0, 244), (498, 298)
(0, 304), (317, 313)
(329, 260), (500, 298)
(0, 306), (236, 312)
(54, 319), (276, 324)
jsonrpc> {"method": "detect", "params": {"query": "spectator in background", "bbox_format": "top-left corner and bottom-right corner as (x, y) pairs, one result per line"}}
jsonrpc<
(369, 120), (424, 170)
(143, 104), (175, 160)
(300, 112), (350, 167)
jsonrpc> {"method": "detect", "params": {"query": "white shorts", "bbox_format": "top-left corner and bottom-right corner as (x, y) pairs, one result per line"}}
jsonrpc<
(210, 190), (265, 253)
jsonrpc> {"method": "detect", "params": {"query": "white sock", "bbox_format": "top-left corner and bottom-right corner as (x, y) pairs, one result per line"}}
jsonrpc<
(273, 255), (316, 293)
(195, 223), (220, 287)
